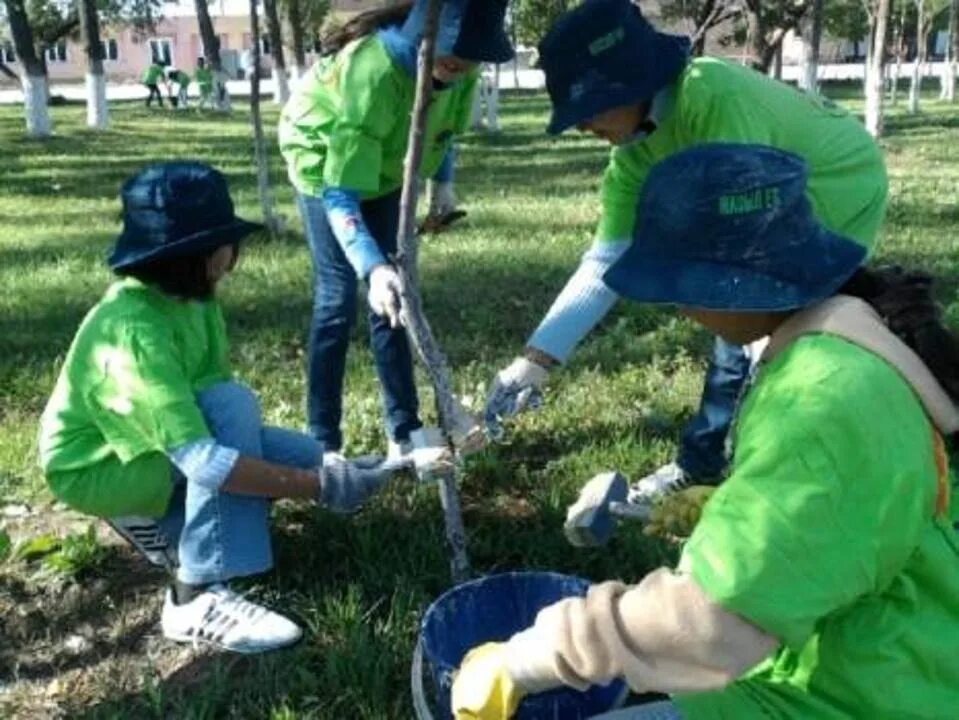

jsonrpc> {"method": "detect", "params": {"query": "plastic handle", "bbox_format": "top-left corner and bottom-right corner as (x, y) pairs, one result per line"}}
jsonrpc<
(411, 637), (435, 720)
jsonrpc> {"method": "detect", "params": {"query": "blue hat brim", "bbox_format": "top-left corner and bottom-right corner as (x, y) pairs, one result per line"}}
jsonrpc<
(603, 228), (867, 312)
(109, 218), (264, 270)
(452, 31), (514, 63)
(546, 85), (640, 135)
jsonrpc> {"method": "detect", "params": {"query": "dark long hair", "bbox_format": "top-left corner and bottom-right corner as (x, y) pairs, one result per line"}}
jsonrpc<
(116, 244), (238, 301)
(840, 266), (959, 441)
(321, 2), (414, 57)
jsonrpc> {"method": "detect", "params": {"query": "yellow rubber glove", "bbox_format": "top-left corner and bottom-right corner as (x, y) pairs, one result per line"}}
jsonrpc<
(451, 642), (525, 720)
(644, 485), (716, 540)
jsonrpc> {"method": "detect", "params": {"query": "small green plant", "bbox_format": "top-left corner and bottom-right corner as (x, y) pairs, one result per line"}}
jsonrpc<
(0, 527), (11, 564)
(13, 524), (107, 577)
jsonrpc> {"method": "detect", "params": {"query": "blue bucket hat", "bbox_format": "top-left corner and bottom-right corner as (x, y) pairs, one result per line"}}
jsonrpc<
(603, 144), (867, 312)
(109, 162), (262, 270)
(538, 0), (690, 135)
(400, 0), (514, 64)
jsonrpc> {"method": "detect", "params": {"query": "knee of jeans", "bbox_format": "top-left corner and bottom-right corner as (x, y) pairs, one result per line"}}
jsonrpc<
(195, 381), (262, 428)
(313, 285), (357, 325)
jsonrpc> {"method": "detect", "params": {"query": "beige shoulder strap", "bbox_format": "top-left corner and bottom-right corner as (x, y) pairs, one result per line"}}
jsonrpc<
(763, 295), (959, 436)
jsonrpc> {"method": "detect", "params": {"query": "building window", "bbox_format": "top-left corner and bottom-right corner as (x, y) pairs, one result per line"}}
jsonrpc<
(149, 38), (173, 66)
(46, 40), (68, 63)
(1, 44), (15, 63)
(259, 36), (271, 56)
(101, 38), (119, 61)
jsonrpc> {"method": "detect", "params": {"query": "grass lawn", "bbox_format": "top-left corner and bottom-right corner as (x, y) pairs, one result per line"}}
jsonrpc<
(1, 89), (957, 718)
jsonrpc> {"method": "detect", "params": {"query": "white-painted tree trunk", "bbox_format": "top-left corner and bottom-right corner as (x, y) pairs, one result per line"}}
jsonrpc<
(799, 33), (818, 92)
(944, 61), (957, 101)
(890, 55), (902, 104)
(865, 0), (892, 137)
(23, 73), (51, 137)
(469, 79), (483, 129)
(486, 64), (500, 132)
(272, 67), (290, 104)
(85, 72), (109, 128)
(909, 60), (922, 112)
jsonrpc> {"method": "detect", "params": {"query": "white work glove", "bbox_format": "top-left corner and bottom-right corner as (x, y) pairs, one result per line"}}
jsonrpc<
(368, 264), (404, 328)
(483, 357), (549, 439)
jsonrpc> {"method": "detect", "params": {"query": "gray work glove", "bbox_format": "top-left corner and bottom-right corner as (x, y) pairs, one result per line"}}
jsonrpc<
(483, 357), (549, 439)
(368, 265), (404, 328)
(317, 453), (410, 514)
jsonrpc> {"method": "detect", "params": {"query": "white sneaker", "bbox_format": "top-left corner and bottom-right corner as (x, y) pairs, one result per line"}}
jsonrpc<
(627, 462), (691, 508)
(161, 584), (302, 653)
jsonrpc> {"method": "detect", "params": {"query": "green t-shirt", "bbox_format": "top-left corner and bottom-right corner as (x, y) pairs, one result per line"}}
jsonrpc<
(172, 70), (190, 87)
(675, 334), (959, 719)
(142, 64), (164, 85)
(38, 278), (231, 514)
(278, 35), (478, 199)
(195, 67), (214, 89)
(598, 58), (888, 251)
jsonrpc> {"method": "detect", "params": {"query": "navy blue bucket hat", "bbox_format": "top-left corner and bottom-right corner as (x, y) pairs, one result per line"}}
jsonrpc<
(538, 0), (690, 135)
(109, 162), (262, 270)
(603, 144), (867, 312)
(401, 0), (514, 64)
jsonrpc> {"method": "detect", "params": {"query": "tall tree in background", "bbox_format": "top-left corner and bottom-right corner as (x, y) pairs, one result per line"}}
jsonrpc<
(865, 0), (893, 136)
(3, 0), (50, 136)
(658, 0), (741, 55)
(908, 0), (928, 110)
(194, 0), (230, 110)
(943, 0), (958, 99)
(249, 0), (281, 236)
(281, 0), (327, 78)
(78, 0), (107, 128)
(888, 0), (909, 104)
(741, 0), (811, 72)
(798, 0), (824, 91)
(262, 0), (289, 103)
(513, 0), (574, 46)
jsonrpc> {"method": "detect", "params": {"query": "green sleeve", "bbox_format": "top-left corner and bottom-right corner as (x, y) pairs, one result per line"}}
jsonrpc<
(85, 321), (211, 463)
(452, 69), (480, 135)
(596, 147), (652, 242)
(679, 339), (934, 651)
(322, 45), (400, 193)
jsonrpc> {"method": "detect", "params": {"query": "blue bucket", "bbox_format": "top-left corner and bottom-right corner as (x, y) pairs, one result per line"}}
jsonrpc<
(417, 571), (627, 719)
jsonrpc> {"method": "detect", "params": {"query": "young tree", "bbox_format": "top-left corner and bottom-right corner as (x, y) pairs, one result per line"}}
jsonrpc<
(281, 0), (327, 78)
(194, 0), (230, 110)
(865, 0), (894, 136)
(249, 0), (281, 236)
(78, 0), (108, 128)
(659, 0), (742, 55)
(262, 0), (289, 103)
(3, 0), (50, 136)
(889, 0), (909, 104)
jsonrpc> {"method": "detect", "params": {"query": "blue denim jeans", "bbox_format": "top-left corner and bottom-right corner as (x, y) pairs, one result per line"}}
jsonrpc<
(677, 337), (752, 481)
(157, 382), (321, 585)
(297, 190), (421, 451)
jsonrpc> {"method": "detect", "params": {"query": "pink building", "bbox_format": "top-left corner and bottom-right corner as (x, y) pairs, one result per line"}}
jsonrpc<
(0, 0), (327, 86)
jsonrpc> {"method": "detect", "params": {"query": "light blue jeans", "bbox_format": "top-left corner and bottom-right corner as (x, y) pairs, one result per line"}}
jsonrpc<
(157, 382), (322, 585)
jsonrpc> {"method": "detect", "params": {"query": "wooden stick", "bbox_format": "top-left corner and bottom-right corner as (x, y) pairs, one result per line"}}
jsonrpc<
(394, 0), (471, 583)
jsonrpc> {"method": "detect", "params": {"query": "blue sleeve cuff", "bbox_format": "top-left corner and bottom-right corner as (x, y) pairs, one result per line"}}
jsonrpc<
(169, 438), (240, 491)
(527, 240), (630, 364)
(322, 187), (387, 278)
(433, 145), (456, 183)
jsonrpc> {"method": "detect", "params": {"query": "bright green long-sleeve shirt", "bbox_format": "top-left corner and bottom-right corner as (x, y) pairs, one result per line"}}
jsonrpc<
(278, 35), (478, 199)
(599, 58), (888, 250)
